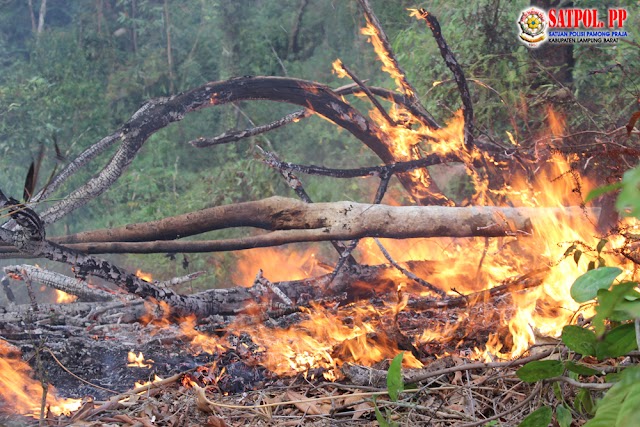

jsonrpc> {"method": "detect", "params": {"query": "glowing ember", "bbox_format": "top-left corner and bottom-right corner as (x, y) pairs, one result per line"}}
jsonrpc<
(127, 351), (154, 368)
(55, 289), (77, 304)
(0, 339), (81, 417)
(135, 269), (153, 282)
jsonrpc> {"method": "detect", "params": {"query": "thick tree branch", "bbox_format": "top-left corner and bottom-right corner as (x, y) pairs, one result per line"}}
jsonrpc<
(44, 196), (538, 246)
(31, 76), (448, 224)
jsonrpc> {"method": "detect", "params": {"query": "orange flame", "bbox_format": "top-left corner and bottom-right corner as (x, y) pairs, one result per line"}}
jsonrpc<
(127, 351), (154, 368)
(55, 289), (77, 304)
(0, 339), (81, 417)
(232, 247), (328, 285)
(135, 269), (153, 282)
(360, 22), (413, 97)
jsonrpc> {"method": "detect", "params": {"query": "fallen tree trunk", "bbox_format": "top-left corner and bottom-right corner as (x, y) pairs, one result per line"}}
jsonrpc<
(25, 196), (601, 248)
(51, 196), (536, 245)
(0, 198), (600, 256)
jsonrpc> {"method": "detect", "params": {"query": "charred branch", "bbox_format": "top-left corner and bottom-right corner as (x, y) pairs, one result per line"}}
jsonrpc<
(22, 76), (447, 225)
(412, 9), (474, 148)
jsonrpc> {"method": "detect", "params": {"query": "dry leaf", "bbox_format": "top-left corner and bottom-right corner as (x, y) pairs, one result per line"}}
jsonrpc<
(285, 390), (323, 415)
(205, 415), (229, 427)
(626, 111), (640, 136)
(351, 401), (374, 420)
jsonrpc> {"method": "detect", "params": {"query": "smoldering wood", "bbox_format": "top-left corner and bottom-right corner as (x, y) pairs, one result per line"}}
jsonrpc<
(0, 300), (145, 325)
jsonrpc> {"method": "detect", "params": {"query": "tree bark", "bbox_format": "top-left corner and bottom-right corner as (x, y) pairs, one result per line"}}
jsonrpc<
(37, 0), (47, 34)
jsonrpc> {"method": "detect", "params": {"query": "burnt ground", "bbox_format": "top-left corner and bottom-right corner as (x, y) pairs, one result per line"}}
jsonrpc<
(0, 292), (578, 426)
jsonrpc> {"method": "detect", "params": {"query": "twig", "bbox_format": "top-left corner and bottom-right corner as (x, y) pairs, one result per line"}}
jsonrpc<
(188, 110), (310, 148)
(408, 348), (555, 384)
(5, 264), (115, 302)
(458, 382), (542, 427)
(253, 270), (293, 306)
(156, 271), (206, 287)
(411, 8), (474, 148)
(409, 268), (549, 310)
(374, 237), (446, 297)
(250, 152), (458, 179)
(545, 376), (613, 390)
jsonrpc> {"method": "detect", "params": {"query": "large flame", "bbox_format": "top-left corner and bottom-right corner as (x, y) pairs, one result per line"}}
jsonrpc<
(0, 339), (81, 417)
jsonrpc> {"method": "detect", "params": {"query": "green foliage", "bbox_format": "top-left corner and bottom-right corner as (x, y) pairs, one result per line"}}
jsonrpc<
(519, 163), (640, 424)
(570, 267), (622, 303)
(561, 325), (597, 356)
(386, 353), (404, 402)
(556, 404), (572, 427)
(583, 368), (640, 427)
(516, 360), (564, 383)
(517, 405), (552, 427)
(616, 166), (640, 218)
(373, 352), (405, 427)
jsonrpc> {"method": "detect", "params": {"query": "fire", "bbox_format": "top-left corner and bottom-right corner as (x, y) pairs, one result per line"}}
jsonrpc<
(133, 374), (163, 390)
(232, 246), (328, 285)
(360, 22), (414, 97)
(55, 289), (77, 304)
(135, 269), (153, 282)
(127, 351), (154, 368)
(0, 339), (81, 417)
(169, 101), (632, 376)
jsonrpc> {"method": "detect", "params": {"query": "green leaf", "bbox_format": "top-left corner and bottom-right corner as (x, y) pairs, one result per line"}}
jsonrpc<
(552, 382), (563, 400)
(516, 360), (564, 383)
(556, 404), (572, 427)
(565, 360), (599, 376)
(373, 401), (390, 427)
(387, 353), (404, 402)
(575, 388), (595, 415)
(518, 406), (552, 427)
(593, 283), (637, 336)
(570, 267), (622, 303)
(617, 166), (640, 218)
(562, 325), (597, 356)
(584, 367), (640, 427)
(595, 323), (637, 360)
(614, 300), (640, 320)
(586, 182), (623, 203)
